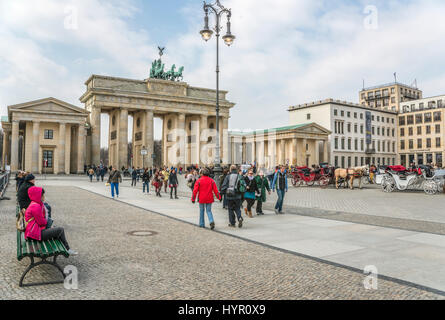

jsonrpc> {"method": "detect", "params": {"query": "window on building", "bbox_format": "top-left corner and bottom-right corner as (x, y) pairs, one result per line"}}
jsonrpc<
(347, 123), (351, 133)
(341, 110), (344, 117)
(354, 139), (358, 150)
(400, 128), (405, 137)
(416, 114), (423, 124)
(400, 140), (405, 150)
(382, 141), (385, 152)
(436, 125), (441, 134)
(348, 139), (352, 150)
(424, 113), (432, 123)
(335, 138), (338, 149)
(391, 87), (395, 94)
(407, 115), (414, 125)
(417, 126), (422, 135)
(348, 157), (352, 167)
(438, 100), (443, 108)
(335, 156), (338, 167)
(426, 125), (431, 134)
(334, 109), (338, 116)
(307, 113), (311, 120)
(392, 129), (395, 137)
(417, 139), (422, 149)
(377, 141), (380, 152)
(436, 138), (441, 148)
(360, 113), (364, 119)
(341, 138), (345, 150)
(427, 138), (432, 148)
(354, 112), (357, 119)
(360, 125), (364, 134)
(354, 124), (358, 133)
(408, 127), (413, 136)
(392, 142), (395, 153)
(44, 129), (54, 139)
(409, 140), (414, 149)
(361, 140), (364, 151)
(434, 112), (441, 122)
(377, 116), (380, 122)
(377, 127), (380, 136)
(347, 112), (351, 118)
(419, 103), (424, 110)
(355, 157), (358, 166)
(372, 127), (375, 135)
(399, 116), (406, 125)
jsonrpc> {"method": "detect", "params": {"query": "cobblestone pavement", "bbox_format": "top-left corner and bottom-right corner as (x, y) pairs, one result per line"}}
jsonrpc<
(1, 183), (444, 300)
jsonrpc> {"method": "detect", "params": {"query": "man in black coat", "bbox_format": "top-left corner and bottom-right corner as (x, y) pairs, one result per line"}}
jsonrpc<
(17, 174), (36, 210)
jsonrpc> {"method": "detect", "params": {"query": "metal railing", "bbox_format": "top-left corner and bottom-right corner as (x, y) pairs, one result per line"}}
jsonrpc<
(0, 172), (10, 199)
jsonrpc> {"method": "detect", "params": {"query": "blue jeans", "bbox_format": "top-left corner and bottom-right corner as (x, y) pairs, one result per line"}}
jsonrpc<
(199, 203), (214, 227)
(275, 189), (285, 212)
(111, 183), (119, 198)
(143, 182), (149, 193)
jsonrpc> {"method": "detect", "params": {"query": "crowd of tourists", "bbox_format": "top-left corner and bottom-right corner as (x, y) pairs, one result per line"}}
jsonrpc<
(15, 171), (77, 255)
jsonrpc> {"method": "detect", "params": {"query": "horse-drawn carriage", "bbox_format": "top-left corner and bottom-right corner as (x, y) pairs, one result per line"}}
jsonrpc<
(381, 165), (444, 195)
(290, 166), (330, 188)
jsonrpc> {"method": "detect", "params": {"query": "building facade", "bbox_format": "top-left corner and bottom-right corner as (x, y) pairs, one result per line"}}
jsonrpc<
(288, 99), (398, 167)
(359, 82), (422, 112)
(398, 95), (445, 167)
(228, 123), (331, 168)
(1, 98), (89, 174)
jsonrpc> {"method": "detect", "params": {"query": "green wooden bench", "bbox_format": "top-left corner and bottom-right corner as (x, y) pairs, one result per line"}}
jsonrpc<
(16, 205), (69, 287)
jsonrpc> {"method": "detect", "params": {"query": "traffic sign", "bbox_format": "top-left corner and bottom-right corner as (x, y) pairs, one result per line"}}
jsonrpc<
(141, 149), (148, 156)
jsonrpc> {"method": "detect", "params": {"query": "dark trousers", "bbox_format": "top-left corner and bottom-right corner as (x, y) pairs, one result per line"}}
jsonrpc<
(228, 199), (242, 226)
(131, 178), (137, 186)
(170, 186), (177, 198)
(246, 198), (255, 212)
(41, 227), (70, 250)
(256, 200), (263, 213)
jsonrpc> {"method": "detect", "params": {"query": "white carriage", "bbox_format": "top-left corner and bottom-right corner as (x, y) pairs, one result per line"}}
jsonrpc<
(381, 166), (443, 195)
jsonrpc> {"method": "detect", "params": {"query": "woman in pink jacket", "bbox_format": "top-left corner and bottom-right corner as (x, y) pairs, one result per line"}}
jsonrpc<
(25, 186), (77, 255)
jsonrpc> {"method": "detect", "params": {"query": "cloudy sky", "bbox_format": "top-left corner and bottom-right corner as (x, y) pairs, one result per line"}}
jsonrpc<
(1, 0), (444, 145)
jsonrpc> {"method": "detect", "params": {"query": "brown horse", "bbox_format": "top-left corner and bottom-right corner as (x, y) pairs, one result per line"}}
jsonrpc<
(334, 166), (366, 190)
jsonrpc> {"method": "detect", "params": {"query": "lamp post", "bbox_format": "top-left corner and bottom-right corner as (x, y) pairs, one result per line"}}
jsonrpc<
(200, 0), (235, 189)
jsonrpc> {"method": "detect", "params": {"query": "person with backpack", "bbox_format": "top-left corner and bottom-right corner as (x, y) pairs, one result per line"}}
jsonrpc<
(107, 166), (122, 199)
(254, 170), (271, 215)
(17, 173), (36, 210)
(271, 165), (288, 214)
(191, 168), (221, 230)
(88, 167), (95, 182)
(221, 165), (246, 228)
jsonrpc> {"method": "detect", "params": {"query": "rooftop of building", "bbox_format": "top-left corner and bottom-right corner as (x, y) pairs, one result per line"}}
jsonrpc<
(360, 82), (421, 92)
(287, 98), (398, 115)
(229, 123), (315, 136)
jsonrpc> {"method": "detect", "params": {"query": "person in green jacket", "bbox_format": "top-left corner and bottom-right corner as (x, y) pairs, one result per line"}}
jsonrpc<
(255, 171), (271, 215)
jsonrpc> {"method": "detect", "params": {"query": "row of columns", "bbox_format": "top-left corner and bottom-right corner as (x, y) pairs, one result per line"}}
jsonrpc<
(238, 137), (328, 166)
(4, 120), (86, 174)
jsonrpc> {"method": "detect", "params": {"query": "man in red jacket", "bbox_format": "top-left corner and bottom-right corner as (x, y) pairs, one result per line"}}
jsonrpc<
(192, 168), (221, 230)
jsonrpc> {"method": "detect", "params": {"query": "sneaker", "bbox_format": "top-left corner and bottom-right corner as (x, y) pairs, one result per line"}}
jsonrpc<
(238, 218), (243, 228)
(67, 249), (78, 256)
(210, 222), (215, 230)
(274, 209), (279, 214)
(228, 224), (236, 228)
(279, 211), (285, 214)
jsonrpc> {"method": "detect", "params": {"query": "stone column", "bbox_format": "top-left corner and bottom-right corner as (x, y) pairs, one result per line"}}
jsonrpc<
(302, 138), (307, 165)
(324, 140), (329, 164)
(58, 123), (66, 174)
(280, 139), (285, 165)
(145, 110), (154, 168)
(315, 140), (320, 166)
(11, 120), (19, 172)
(2, 131), (9, 170)
(177, 113), (186, 167)
(163, 115), (168, 167)
(119, 108), (128, 169)
(251, 140), (256, 164)
(258, 140), (265, 166)
(221, 116), (229, 164)
(31, 121), (40, 173)
(200, 115), (208, 165)
(292, 138), (298, 166)
(77, 124), (86, 174)
(90, 107), (101, 166)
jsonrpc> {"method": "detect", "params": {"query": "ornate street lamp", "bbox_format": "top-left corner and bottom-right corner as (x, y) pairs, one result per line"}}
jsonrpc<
(200, 0), (235, 188)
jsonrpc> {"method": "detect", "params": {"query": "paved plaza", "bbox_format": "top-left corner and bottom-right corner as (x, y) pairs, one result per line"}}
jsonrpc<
(1, 176), (445, 300)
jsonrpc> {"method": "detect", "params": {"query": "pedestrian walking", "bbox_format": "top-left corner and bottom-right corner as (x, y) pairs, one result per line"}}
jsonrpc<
(142, 168), (151, 194)
(221, 165), (246, 228)
(107, 166), (122, 199)
(191, 168), (221, 230)
(271, 165), (288, 214)
(169, 168), (179, 199)
(152, 171), (162, 197)
(243, 169), (259, 218)
(88, 167), (94, 182)
(162, 168), (170, 193)
(254, 171), (271, 215)
(131, 167), (137, 187)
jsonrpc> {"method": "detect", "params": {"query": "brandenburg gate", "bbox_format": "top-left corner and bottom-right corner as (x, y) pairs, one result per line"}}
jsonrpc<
(80, 74), (235, 169)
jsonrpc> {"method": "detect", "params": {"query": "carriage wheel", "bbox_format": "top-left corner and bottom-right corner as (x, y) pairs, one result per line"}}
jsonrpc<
(292, 176), (301, 188)
(424, 181), (438, 195)
(306, 179), (315, 187)
(382, 177), (396, 193)
(291, 176), (297, 187)
(319, 176), (329, 189)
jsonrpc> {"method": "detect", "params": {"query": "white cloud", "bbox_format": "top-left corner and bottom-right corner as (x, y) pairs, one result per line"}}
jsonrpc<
(1, 0), (444, 145)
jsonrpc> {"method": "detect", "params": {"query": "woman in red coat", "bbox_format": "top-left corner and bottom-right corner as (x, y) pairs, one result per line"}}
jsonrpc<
(191, 168), (221, 230)
(24, 186), (77, 255)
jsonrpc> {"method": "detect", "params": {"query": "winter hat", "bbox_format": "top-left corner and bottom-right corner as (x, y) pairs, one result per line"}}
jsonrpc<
(25, 174), (35, 182)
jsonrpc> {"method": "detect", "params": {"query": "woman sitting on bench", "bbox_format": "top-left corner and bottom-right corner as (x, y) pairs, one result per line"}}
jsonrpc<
(24, 186), (77, 256)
